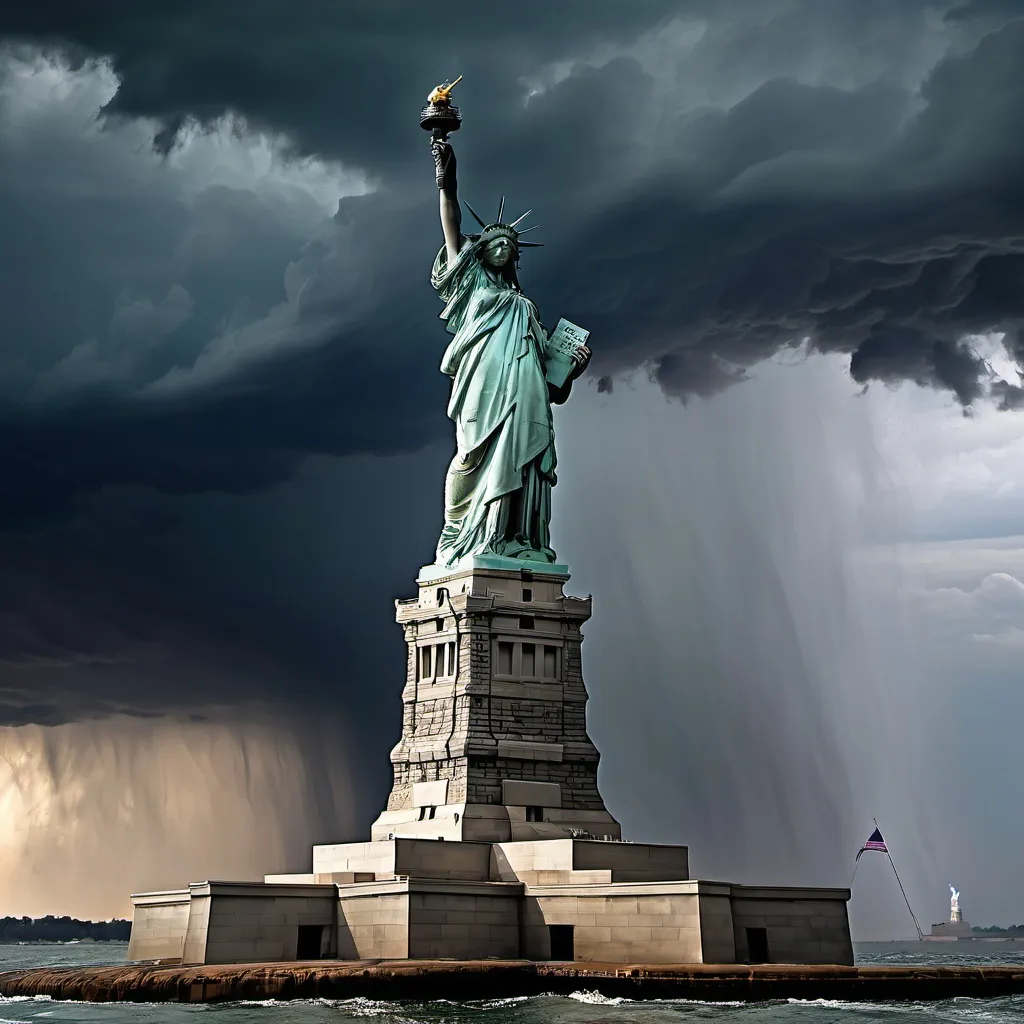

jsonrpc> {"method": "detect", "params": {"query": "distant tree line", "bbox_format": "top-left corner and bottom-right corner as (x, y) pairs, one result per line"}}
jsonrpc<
(0, 916), (131, 942)
(972, 924), (1024, 935)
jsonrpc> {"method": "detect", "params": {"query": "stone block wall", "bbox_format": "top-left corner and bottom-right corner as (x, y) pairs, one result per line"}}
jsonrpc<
(314, 841), (397, 876)
(573, 841), (689, 881)
(491, 840), (689, 884)
(395, 839), (492, 880)
(408, 890), (520, 959)
(491, 838), (574, 880)
(127, 894), (190, 962)
(202, 892), (335, 964)
(523, 891), (704, 962)
(731, 895), (854, 964)
(337, 893), (409, 959)
(311, 838), (494, 881)
(181, 894), (211, 965)
(697, 893), (736, 963)
(462, 754), (605, 810)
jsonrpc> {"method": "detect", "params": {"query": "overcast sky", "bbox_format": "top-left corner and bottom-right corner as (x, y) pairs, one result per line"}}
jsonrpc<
(0, 0), (1023, 937)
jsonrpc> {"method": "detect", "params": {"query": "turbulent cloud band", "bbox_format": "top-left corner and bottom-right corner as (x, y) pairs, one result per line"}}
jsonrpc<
(0, 5), (1023, 521)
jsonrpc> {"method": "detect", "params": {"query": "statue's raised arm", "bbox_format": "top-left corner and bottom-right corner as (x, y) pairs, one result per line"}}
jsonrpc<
(433, 139), (462, 265)
(421, 77), (464, 265)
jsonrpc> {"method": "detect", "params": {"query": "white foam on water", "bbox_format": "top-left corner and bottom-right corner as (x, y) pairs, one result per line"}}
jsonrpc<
(313, 997), (421, 1022)
(786, 998), (881, 1006)
(235, 996), (414, 1015)
(784, 997), (1024, 1021)
(659, 999), (749, 1007)
(465, 996), (534, 1008)
(566, 990), (631, 1004)
(784, 998), (946, 1011)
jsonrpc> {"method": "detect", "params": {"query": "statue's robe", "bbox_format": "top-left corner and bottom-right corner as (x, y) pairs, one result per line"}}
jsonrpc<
(431, 239), (557, 568)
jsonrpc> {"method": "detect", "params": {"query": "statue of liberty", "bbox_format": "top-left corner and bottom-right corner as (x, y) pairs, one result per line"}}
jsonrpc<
(427, 115), (590, 572)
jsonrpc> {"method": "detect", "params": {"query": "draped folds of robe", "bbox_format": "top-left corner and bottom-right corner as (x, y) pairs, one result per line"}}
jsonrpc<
(431, 239), (558, 569)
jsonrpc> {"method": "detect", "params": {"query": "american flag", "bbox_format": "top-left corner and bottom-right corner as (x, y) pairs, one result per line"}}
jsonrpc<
(856, 827), (888, 861)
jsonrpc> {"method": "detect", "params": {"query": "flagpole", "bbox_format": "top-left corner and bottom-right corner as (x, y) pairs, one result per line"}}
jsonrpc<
(876, 818), (924, 940)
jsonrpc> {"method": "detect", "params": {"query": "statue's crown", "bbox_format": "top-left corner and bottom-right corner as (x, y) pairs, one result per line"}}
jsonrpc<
(463, 198), (544, 250)
(480, 223), (519, 243)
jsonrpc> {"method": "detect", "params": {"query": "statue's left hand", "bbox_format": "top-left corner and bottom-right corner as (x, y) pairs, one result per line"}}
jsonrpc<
(571, 344), (592, 376)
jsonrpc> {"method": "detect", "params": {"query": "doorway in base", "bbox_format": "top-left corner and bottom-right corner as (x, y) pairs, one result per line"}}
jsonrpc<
(746, 926), (770, 963)
(548, 924), (575, 961)
(296, 924), (325, 959)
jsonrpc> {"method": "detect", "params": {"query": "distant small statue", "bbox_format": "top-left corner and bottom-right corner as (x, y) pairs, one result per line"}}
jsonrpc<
(949, 884), (960, 919)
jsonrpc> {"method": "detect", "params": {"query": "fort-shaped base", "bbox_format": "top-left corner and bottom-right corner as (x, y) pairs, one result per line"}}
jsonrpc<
(130, 837), (853, 966)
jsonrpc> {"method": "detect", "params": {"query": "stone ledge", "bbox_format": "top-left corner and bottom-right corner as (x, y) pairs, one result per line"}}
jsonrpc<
(331, 877), (525, 899)
(523, 880), (851, 899)
(417, 560), (570, 584)
(131, 890), (191, 907)
(160, 882), (337, 900)
(4, 961), (1024, 1004)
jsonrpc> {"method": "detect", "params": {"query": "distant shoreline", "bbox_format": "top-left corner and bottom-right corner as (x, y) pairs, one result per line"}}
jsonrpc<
(0, 939), (128, 946)
(857, 938), (1024, 945)
(0, 919), (131, 944)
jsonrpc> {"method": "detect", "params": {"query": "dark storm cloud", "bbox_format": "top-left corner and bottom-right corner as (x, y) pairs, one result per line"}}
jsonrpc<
(0, 0), (688, 164)
(0, 0), (1023, 728)
(945, 0), (1024, 22)
(1, 3), (1022, 504)
(545, 20), (1024, 405)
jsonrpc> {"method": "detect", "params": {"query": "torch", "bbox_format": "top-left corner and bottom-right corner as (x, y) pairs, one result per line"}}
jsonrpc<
(420, 75), (463, 142)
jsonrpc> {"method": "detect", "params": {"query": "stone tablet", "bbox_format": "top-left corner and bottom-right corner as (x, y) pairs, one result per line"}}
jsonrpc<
(544, 318), (590, 389)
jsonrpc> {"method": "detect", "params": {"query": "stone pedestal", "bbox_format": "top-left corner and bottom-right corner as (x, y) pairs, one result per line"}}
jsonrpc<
(371, 564), (621, 843)
(128, 563), (855, 968)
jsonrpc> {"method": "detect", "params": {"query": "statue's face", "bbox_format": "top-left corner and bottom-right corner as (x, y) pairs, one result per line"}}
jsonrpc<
(482, 236), (515, 267)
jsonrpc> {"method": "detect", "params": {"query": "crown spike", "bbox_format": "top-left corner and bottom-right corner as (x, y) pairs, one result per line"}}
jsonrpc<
(496, 196), (505, 223)
(517, 223), (541, 234)
(463, 201), (487, 228)
(509, 209), (533, 229)
(518, 241), (544, 247)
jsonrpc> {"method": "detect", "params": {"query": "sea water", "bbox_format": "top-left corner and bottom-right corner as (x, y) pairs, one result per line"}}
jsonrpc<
(1, 943), (1023, 1024)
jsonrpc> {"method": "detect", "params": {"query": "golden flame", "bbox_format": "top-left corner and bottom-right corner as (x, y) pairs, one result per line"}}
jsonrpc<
(427, 74), (462, 104)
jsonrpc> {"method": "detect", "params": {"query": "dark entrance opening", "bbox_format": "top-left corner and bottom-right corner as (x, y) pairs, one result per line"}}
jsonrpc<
(296, 924), (324, 959)
(549, 924), (575, 961)
(746, 926), (770, 963)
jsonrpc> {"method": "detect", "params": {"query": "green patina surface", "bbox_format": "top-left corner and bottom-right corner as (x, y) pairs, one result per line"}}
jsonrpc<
(430, 236), (575, 573)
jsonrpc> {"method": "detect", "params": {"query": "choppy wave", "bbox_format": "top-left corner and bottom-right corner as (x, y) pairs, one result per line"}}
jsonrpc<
(567, 990), (631, 1004)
